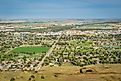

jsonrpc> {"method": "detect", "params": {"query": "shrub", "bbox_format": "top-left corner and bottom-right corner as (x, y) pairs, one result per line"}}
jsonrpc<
(10, 77), (15, 81)
(41, 75), (45, 79)
(30, 75), (35, 78)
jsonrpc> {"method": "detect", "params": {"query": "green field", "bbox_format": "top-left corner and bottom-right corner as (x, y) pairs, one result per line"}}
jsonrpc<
(12, 46), (50, 53)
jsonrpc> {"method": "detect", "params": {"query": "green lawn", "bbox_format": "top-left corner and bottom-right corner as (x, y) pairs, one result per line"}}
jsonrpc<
(12, 46), (50, 53)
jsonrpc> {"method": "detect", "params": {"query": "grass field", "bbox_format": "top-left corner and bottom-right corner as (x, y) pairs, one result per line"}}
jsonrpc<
(12, 46), (50, 53)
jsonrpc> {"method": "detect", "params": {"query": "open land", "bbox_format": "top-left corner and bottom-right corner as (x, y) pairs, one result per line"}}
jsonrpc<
(0, 63), (121, 81)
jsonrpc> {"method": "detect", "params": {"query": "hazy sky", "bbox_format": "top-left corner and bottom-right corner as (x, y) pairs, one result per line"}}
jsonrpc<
(0, 0), (121, 19)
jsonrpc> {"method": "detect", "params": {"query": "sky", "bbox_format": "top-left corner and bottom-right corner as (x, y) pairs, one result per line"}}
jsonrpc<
(0, 0), (121, 19)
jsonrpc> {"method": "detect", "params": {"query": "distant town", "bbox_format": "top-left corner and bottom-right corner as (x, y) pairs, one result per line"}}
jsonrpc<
(0, 19), (121, 81)
(0, 19), (121, 71)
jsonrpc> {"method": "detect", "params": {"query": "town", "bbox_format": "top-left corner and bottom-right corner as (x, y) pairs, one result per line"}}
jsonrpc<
(0, 19), (121, 71)
(0, 19), (121, 81)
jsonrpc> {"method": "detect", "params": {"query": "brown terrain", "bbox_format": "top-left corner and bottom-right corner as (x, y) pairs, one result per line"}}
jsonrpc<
(0, 63), (121, 81)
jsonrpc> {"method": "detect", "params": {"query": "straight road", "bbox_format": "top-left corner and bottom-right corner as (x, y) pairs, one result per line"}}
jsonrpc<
(35, 33), (63, 71)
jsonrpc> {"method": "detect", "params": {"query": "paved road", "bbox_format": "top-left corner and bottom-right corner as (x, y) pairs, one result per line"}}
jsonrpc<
(35, 34), (63, 71)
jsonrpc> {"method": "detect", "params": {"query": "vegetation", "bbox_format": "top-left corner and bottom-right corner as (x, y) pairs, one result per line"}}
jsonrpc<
(45, 33), (121, 67)
(12, 46), (49, 54)
(10, 77), (15, 81)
